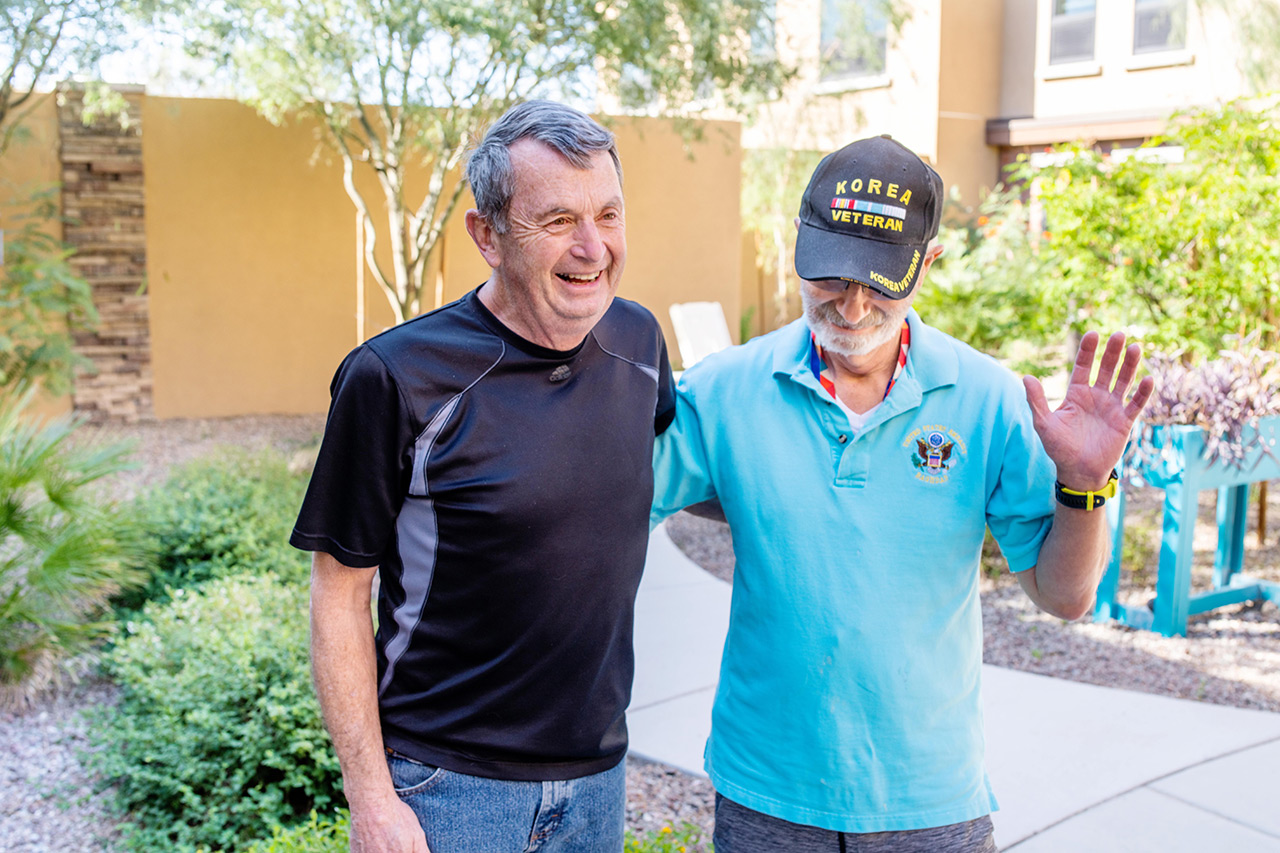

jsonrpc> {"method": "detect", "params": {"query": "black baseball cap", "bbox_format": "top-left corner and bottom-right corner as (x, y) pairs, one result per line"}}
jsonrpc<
(794, 135), (944, 299)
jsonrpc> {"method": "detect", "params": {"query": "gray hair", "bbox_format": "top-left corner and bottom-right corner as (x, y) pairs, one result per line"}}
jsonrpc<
(465, 100), (622, 234)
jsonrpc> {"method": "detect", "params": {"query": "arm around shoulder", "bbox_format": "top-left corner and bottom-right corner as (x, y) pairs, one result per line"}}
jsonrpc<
(651, 382), (718, 527)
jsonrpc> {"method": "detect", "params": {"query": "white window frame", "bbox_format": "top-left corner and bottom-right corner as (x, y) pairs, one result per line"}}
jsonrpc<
(1048, 0), (1097, 67)
(818, 0), (889, 89)
(1132, 0), (1188, 56)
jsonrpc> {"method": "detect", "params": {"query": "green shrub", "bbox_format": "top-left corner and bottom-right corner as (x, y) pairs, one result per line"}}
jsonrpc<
(242, 813), (713, 853)
(241, 810), (349, 853)
(0, 188), (98, 396)
(920, 186), (1059, 374)
(91, 574), (341, 852)
(115, 449), (309, 614)
(0, 390), (147, 706)
(626, 822), (713, 853)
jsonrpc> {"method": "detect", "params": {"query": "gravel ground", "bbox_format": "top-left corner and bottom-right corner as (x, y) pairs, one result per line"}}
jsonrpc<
(0, 681), (122, 853)
(4, 415), (1277, 851)
(1, 415), (713, 851)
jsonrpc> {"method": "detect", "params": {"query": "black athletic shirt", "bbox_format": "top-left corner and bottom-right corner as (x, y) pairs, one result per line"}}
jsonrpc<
(291, 288), (675, 781)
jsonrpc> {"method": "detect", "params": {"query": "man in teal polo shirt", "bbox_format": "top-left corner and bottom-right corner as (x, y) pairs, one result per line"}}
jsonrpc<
(651, 135), (1153, 852)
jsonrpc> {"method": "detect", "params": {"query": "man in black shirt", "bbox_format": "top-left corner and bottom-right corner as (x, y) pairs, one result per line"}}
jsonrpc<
(292, 101), (674, 853)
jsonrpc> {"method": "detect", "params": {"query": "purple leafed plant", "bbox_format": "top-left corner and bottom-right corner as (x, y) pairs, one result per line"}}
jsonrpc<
(1135, 343), (1280, 470)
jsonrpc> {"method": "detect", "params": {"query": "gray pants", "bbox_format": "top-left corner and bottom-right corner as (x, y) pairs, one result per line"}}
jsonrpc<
(714, 794), (999, 853)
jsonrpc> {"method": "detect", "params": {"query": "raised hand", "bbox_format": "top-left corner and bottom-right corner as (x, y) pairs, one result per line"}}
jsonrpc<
(1022, 331), (1155, 490)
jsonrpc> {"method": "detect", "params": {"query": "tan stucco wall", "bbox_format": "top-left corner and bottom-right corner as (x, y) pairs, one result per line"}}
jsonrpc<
(0, 94), (73, 420)
(145, 97), (366, 418)
(937, 0), (1004, 201)
(0, 96), (61, 205)
(144, 97), (741, 417)
(999, 0), (1039, 118)
(613, 119), (743, 352)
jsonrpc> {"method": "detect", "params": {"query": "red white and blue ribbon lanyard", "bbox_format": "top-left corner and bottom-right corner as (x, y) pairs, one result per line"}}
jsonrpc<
(809, 320), (910, 403)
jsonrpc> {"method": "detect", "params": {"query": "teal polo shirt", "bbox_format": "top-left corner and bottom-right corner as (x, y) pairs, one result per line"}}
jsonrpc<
(652, 309), (1055, 833)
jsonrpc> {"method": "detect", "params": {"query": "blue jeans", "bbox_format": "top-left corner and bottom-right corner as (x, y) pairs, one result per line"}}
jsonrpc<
(387, 752), (626, 853)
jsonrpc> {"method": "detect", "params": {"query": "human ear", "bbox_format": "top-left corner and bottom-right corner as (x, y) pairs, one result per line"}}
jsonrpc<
(465, 209), (503, 270)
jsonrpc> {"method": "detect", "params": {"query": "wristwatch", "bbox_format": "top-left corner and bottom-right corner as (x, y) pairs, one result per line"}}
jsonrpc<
(1054, 468), (1119, 511)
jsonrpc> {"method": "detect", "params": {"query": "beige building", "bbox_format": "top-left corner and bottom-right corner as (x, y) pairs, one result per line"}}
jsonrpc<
(991, 0), (1249, 172)
(4, 3), (1258, 418)
(735, 0), (1255, 331)
(751, 0), (1250, 199)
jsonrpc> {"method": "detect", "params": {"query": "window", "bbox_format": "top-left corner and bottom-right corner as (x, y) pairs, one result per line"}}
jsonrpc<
(1133, 0), (1187, 54)
(752, 0), (778, 61)
(820, 0), (888, 83)
(1049, 0), (1096, 65)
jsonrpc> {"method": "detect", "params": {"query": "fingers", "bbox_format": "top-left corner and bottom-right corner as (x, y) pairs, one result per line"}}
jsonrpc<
(1075, 329), (1152, 419)
(1023, 374), (1049, 424)
(1111, 341), (1142, 398)
(1125, 374), (1156, 421)
(1068, 331), (1100, 388)
(1092, 331), (1127, 392)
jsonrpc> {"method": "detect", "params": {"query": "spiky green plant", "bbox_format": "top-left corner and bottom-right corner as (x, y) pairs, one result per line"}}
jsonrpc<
(0, 387), (147, 706)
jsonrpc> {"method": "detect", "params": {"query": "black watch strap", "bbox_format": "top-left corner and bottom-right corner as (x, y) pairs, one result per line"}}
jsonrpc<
(1054, 468), (1119, 511)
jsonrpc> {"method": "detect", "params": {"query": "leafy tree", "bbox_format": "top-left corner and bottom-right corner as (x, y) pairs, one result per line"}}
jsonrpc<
(917, 186), (1061, 374)
(0, 187), (98, 394)
(2, 1), (129, 398)
(1013, 97), (1280, 359)
(741, 146), (823, 334)
(138, 0), (788, 324)
(0, 0), (123, 152)
(1197, 0), (1280, 93)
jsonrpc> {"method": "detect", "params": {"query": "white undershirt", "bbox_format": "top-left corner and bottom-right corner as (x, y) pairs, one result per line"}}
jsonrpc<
(833, 395), (879, 435)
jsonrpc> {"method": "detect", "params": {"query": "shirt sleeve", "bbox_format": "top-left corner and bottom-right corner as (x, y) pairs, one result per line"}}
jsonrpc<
(290, 345), (415, 568)
(985, 394), (1057, 574)
(651, 378), (717, 529)
(655, 334), (676, 436)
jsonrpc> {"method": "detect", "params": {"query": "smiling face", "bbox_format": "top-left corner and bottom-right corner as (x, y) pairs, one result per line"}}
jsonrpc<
(476, 138), (626, 349)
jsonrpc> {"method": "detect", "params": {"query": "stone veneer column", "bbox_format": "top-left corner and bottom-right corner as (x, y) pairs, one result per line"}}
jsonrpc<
(57, 84), (152, 423)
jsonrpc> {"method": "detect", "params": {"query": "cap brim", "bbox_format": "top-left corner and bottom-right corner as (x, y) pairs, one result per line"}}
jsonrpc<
(794, 223), (927, 300)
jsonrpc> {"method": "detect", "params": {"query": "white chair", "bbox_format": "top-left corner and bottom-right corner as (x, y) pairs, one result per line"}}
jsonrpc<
(668, 301), (733, 370)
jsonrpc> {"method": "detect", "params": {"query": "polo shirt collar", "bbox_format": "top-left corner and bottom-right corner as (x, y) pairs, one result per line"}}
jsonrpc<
(774, 309), (959, 409)
(899, 308), (959, 393)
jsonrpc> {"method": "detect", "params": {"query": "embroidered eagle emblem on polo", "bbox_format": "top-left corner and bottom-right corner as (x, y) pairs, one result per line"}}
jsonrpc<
(913, 431), (954, 473)
(901, 424), (966, 485)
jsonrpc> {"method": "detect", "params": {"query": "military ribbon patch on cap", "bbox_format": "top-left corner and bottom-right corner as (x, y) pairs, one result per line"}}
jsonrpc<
(831, 198), (907, 220)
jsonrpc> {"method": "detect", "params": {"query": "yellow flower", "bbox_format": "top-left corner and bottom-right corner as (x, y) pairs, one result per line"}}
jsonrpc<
(661, 826), (672, 834)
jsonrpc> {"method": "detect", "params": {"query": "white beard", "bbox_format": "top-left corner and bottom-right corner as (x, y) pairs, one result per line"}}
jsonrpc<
(802, 291), (910, 357)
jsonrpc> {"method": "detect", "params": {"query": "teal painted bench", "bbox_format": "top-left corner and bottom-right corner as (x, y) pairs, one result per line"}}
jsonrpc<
(1094, 418), (1280, 637)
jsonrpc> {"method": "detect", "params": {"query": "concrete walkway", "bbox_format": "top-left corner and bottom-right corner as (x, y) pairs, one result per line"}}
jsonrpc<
(629, 523), (1280, 852)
